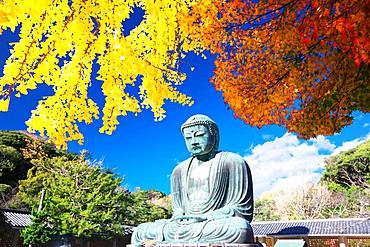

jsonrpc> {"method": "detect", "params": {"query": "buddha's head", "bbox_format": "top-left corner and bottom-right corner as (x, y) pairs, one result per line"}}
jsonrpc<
(181, 114), (219, 160)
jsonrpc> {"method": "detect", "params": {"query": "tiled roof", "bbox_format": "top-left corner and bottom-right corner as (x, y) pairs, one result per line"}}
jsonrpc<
(1, 207), (368, 237)
(251, 218), (370, 236)
(0, 208), (32, 228)
(0, 208), (135, 234)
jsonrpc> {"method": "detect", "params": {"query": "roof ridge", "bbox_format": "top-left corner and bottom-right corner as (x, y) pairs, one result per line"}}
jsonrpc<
(252, 218), (370, 224)
(0, 207), (31, 214)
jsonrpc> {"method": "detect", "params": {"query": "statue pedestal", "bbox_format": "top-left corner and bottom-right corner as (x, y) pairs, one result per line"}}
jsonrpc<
(127, 244), (261, 247)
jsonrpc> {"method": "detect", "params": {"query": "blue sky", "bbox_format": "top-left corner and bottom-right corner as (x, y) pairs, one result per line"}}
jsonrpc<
(1, 24), (369, 198)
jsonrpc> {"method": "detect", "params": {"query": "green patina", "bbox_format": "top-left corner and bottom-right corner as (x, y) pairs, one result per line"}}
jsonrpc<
(132, 114), (255, 245)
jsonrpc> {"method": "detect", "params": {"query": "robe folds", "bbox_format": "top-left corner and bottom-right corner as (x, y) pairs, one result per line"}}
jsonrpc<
(132, 151), (254, 245)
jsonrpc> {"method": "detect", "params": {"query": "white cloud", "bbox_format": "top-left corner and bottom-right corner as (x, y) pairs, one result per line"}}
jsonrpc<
(310, 135), (336, 152)
(332, 133), (370, 156)
(363, 123), (369, 128)
(245, 132), (370, 198)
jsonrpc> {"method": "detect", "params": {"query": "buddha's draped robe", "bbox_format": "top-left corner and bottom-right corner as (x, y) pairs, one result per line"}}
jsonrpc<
(132, 152), (254, 245)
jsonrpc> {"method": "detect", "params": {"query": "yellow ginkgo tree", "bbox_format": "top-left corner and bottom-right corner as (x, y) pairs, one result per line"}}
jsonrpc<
(0, 0), (207, 148)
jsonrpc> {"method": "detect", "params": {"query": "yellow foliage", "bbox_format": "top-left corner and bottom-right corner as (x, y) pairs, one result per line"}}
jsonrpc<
(0, 98), (10, 111)
(0, 0), (203, 148)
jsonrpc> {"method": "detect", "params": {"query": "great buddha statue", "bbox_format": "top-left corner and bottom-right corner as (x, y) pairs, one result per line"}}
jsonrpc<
(131, 114), (254, 245)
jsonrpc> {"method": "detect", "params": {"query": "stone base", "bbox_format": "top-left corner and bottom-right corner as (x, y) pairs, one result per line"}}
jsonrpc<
(127, 244), (260, 247)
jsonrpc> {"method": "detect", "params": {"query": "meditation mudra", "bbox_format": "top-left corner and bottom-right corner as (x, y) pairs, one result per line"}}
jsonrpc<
(132, 114), (254, 245)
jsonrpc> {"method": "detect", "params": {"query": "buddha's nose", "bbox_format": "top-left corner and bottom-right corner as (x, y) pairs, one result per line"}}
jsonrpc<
(191, 137), (198, 145)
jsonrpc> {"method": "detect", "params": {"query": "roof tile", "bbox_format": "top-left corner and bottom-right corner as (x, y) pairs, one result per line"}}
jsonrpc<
(252, 218), (370, 236)
(1, 208), (32, 228)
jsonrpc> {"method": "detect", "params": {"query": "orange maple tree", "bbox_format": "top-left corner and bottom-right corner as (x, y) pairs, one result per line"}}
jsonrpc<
(182, 0), (369, 138)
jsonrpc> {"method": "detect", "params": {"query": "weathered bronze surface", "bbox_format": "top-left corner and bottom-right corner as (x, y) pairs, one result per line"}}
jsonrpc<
(131, 115), (254, 246)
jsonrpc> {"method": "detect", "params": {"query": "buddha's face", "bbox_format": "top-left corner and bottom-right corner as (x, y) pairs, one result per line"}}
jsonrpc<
(183, 125), (214, 157)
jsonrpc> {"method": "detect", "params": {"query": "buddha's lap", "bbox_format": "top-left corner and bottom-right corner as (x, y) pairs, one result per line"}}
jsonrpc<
(135, 216), (252, 237)
(203, 216), (251, 231)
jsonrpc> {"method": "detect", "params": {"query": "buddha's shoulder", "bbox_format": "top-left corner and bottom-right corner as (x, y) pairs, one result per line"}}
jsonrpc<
(217, 151), (245, 163)
(172, 157), (192, 173)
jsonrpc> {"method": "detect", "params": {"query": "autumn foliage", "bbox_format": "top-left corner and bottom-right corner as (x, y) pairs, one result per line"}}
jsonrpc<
(0, 0), (195, 147)
(184, 0), (370, 138)
(0, 0), (369, 146)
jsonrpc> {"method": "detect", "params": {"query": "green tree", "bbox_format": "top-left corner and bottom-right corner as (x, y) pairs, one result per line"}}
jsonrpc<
(254, 198), (280, 222)
(0, 132), (32, 190)
(320, 139), (370, 217)
(0, 144), (22, 206)
(0, 145), (23, 180)
(0, 130), (76, 207)
(19, 157), (130, 244)
(321, 140), (370, 191)
(125, 189), (171, 225)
